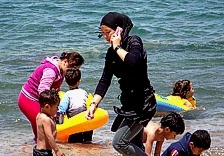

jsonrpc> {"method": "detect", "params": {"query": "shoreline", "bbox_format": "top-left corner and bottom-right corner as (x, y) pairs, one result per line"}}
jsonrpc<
(3, 114), (224, 156)
(19, 138), (120, 156)
(19, 141), (224, 156)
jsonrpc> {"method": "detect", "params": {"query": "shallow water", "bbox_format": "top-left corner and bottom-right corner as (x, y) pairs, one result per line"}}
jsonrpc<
(0, 0), (224, 155)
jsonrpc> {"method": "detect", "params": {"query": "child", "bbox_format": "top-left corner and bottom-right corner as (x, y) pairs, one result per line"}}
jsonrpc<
(168, 79), (196, 110)
(143, 112), (185, 156)
(34, 89), (65, 156)
(18, 52), (84, 141)
(162, 130), (211, 156)
(57, 68), (93, 143)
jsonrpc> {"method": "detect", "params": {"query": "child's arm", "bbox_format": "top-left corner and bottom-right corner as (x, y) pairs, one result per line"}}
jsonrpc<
(154, 140), (164, 156)
(58, 93), (70, 113)
(42, 118), (65, 156)
(145, 133), (154, 156)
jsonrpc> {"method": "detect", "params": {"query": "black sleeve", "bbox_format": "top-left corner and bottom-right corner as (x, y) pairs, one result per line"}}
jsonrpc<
(94, 48), (113, 98)
(124, 36), (144, 67)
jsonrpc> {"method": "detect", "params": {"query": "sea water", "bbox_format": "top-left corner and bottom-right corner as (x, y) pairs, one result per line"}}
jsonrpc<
(0, 0), (223, 155)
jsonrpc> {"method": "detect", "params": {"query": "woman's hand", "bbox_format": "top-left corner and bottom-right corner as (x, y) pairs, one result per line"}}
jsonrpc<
(111, 30), (122, 50)
(111, 29), (128, 61)
(85, 104), (97, 120)
(86, 94), (102, 120)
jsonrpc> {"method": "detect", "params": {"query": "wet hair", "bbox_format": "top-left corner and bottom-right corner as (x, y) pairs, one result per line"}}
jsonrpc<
(160, 112), (185, 134)
(171, 79), (191, 99)
(65, 68), (81, 86)
(60, 52), (84, 68)
(190, 130), (211, 150)
(39, 89), (60, 107)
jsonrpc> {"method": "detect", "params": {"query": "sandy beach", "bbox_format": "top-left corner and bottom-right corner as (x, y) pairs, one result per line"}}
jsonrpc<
(16, 116), (224, 156)
(19, 133), (224, 156)
(1, 1), (223, 155)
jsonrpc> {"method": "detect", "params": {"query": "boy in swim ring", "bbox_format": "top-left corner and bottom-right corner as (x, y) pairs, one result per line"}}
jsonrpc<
(169, 80), (196, 110)
(143, 112), (185, 156)
(34, 89), (65, 156)
(57, 68), (93, 143)
(162, 130), (211, 156)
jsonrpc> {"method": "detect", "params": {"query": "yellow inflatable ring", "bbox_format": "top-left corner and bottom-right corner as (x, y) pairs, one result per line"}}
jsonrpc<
(155, 93), (191, 112)
(56, 91), (109, 141)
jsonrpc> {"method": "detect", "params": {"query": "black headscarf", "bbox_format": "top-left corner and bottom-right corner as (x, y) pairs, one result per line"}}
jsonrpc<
(100, 12), (133, 43)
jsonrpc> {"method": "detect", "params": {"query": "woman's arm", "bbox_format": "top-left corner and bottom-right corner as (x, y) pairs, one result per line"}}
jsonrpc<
(86, 51), (113, 119)
(38, 68), (56, 94)
(112, 32), (144, 67)
(86, 94), (102, 120)
(111, 29), (127, 61)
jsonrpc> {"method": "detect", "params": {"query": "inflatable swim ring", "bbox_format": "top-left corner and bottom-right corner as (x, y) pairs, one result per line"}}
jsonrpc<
(155, 93), (191, 112)
(56, 91), (109, 141)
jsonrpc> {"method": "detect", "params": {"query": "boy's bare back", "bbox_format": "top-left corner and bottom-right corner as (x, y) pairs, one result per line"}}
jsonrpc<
(144, 121), (164, 142)
(143, 121), (165, 156)
(143, 112), (185, 156)
(36, 112), (57, 150)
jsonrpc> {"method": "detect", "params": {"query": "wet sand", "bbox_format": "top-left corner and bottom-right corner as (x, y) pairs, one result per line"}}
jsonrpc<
(17, 126), (224, 156)
(20, 139), (224, 156)
(4, 114), (224, 156)
(20, 142), (119, 156)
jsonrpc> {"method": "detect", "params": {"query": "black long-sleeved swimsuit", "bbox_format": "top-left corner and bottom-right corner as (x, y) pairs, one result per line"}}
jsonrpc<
(95, 35), (156, 127)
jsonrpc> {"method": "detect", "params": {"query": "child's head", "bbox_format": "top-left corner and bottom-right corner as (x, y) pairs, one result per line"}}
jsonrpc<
(39, 89), (60, 117)
(60, 52), (84, 73)
(65, 68), (81, 88)
(160, 112), (185, 140)
(171, 79), (194, 99)
(189, 130), (211, 155)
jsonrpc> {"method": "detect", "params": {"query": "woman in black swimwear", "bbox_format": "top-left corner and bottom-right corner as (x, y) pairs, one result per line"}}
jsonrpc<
(86, 12), (157, 156)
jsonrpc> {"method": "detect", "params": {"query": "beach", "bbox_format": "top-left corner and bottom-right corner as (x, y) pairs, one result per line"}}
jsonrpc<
(2, 115), (224, 155)
(0, 0), (223, 155)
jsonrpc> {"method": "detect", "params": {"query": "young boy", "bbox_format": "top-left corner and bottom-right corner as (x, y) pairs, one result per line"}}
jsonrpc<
(57, 68), (93, 143)
(33, 89), (65, 156)
(162, 130), (211, 156)
(143, 112), (185, 156)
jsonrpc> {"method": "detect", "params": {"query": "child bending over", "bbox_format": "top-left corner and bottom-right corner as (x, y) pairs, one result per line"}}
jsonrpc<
(162, 130), (211, 156)
(57, 68), (93, 143)
(143, 112), (185, 156)
(33, 89), (65, 156)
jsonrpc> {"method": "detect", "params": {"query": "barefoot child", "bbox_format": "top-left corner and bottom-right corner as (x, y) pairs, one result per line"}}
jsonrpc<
(33, 89), (65, 156)
(143, 112), (185, 156)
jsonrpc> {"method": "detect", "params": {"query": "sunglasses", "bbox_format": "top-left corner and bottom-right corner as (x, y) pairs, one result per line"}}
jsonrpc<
(95, 31), (103, 38)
